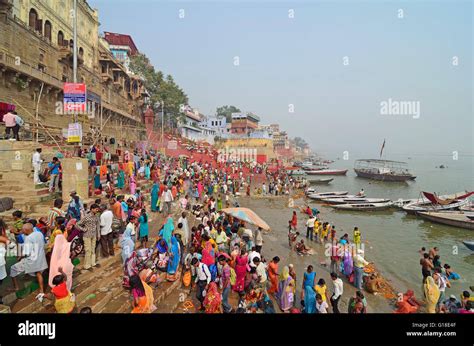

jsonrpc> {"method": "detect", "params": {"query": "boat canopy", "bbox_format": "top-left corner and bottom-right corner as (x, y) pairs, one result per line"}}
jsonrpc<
(422, 191), (474, 205)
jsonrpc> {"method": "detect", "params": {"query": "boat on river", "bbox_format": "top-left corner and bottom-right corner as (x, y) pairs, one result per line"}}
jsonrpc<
(307, 191), (348, 200)
(306, 169), (348, 176)
(323, 197), (391, 205)
(417, 211), (474, 230)
(307, 178), (333, 185)
(354, 159), (416, 182)
(333, 201), (393, 211)
(462, 241), (474, 251)
(402, 191), (474, 214)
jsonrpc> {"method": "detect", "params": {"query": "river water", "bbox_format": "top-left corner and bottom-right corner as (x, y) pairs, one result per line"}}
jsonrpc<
(248, 153), (473, 303)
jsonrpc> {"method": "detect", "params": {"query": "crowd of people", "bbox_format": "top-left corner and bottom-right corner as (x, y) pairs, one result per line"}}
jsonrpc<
(1, 139), (473, 315)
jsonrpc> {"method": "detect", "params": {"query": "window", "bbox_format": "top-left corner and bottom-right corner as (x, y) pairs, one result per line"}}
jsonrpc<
(44, 20), (52, 41)
(29, 9), (37, 29)
(79, 47), (84, 57)
(57, 31), (64, 46)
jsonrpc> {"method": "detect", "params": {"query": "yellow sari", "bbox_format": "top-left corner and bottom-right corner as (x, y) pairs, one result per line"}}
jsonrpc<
(423, 276), (440, 313)
(54, 292), (75, 313)
(132, 280), (157, 313)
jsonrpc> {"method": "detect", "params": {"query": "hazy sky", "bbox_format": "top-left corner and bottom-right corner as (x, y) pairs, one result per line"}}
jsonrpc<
(89, 0), (472, 159)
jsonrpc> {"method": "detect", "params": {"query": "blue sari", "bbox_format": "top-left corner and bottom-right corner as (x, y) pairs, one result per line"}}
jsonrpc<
(120, 226), (135, 264)
(160, 217), (174, 248)
(151, 183), (159, 212)
(145, 165), (151, 180)
(303, 272), (316, 313)
(167, 236), (180, 277)
(117, 170), (125, 189)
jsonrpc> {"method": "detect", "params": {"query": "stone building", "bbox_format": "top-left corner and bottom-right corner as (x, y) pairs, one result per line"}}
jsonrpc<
(0, 0), (147, 146)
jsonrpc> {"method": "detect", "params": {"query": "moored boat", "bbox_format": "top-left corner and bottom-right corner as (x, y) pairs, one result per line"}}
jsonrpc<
(417, 211), (474, 230)
(354, 159), (416, 182)
(323, 197), (391, 205)
(308, 178), (334, 185)
(402, 191), (474, 214)
(306, 169), (348, 176)
(333, 201), (393, 211)
(462, 241), (474, 251)
(307, 191), (348, 200)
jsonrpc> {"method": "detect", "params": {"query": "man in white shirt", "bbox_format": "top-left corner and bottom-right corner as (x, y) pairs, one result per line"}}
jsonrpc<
(353, 249), (370, 290)
(305, 215), (316, 241)
(253, 257), (267, 290)
(262, 182), (267, 195)
(99, 204), (114, 258)
(254, 227), (263, 253)
(248, 247), (261, 268)
(32, 148), (43, 185)
(330, 272), (344, 313)
(161, 186), (174, 215)
(177, 211), (189, 246)
(192, 257), (211, 311)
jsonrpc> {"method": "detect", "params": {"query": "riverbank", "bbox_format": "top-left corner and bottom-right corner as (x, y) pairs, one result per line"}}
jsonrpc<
(238, 194), (395, 313)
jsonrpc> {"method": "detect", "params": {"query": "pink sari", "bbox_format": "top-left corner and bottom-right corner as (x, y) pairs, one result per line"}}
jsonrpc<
(48, 234), (74, 291)
(233, 255), (248, 292)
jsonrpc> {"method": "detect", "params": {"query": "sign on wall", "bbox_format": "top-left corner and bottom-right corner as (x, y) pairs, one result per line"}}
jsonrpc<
(64, 83), (87, 113)
(67, 122), (82, 143)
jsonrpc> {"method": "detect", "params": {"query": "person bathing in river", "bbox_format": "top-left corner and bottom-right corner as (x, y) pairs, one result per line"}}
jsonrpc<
(295, 239), (311, 255)
(288, 231), (299, 249)
(290, 211), (297, 231)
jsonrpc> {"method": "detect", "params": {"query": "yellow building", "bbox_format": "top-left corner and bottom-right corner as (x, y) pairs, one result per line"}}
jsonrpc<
(0, 0), (146, 145)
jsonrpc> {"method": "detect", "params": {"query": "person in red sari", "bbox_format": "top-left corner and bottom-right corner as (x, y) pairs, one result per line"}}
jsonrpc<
(267, 256), (280, 294)
(233, 248), (248, 293)
(203, 282), (222, 313)
(291, 211), (298, 231)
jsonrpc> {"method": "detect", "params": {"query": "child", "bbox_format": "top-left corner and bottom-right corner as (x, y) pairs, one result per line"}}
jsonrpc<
(10, 210), (24, 244)
(138, 208), (149, 248)
(49, 267), (76, 313)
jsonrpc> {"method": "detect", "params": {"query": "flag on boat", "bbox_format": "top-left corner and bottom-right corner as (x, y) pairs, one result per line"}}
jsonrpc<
(379, 139), (386, 158)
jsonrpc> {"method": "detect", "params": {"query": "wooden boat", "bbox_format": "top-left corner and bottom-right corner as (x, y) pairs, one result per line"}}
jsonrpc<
(403, 191), (474, 214)
(308, 178), (333, 185)
(307, 191), (348, 200)
(417, 211), (474, 230)
(333, 201), (393, 211)
(287, 169), (306, 176)
(462, 241), (474, 251)
(305, 187), (317, 195)
(323, 197), (391, 205)
(460, 202), (474, 212)
(354, 159), (416, 182)
(306, 169), (348, 176)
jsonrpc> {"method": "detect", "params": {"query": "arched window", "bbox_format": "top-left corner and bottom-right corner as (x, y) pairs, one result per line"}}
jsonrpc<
(44, 20), (52, 41)
(57, 31), (64, 46)
(79, 47), (84, 57)
(29, 8), (38, 29)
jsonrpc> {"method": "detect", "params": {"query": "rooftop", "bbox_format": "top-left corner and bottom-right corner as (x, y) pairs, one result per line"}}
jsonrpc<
(104, 32), (139, 55)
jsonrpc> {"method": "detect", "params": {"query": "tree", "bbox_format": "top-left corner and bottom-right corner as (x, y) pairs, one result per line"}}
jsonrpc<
(216, 105), (241, 123)
(129, 54), (188, 129)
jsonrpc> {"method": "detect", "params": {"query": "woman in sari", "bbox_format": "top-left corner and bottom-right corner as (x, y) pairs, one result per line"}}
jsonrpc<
(47, 216), (67, 254)
(150, 182), (159, 212)
(267, 256), (280, 295)
(166, 235), (181, 281)
(117, 169), (125, 189)
(302, 265), (316, 313)
(48, 234), (74, 292)
(423, 276), (440, 313)
(120, 226), (135, 264)
(130, 274), (156, 313)
(155, 239), (169, 272)
(277, 266), (295, 312)
(159, 217), (174, 248)
(123, 251), (139, 288)
(233, 249), (248, 293)
(129, 174), (137, 195)
(203, 282), (222, 313)
(343, 247), (353, 278)
(290, 211), (297, 231)
(144, 163), (151, 180)
(201, 235), (216, 267)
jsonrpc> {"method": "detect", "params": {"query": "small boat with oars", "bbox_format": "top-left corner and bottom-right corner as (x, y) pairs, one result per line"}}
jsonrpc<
(333, 201), (393, 211)
(417, 211), (474, 230)
(402, 191), (474, 214)
(307, 191), (348, 200)
(322, 197), (391, 205)
(306, 169), (348, 176)
(307, 178), (333, 185)
(462, 241), (474, 251)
